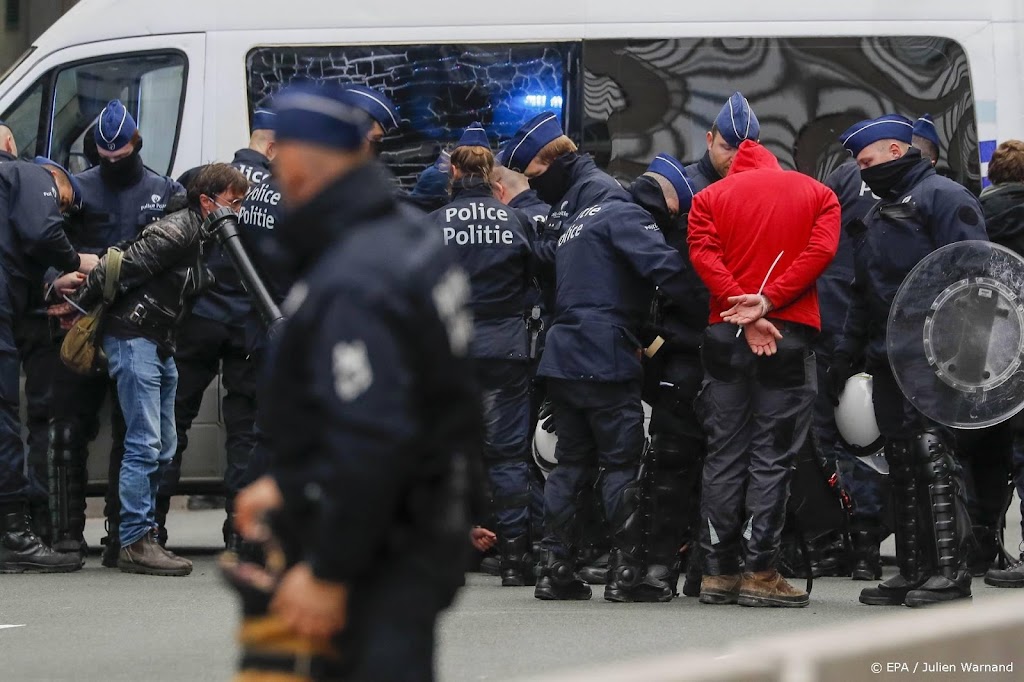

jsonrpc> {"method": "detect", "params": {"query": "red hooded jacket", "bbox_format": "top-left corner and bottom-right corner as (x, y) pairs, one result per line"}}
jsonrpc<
(687, 141), (840, 331)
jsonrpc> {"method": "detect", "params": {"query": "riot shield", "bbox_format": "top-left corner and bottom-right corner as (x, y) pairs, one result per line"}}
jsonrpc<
(888, 240), (1024, 429)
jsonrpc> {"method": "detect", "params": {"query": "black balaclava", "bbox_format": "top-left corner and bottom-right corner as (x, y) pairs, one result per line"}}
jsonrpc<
(860, 147), (926, 199)
(529, 152), (578, 205)
(100, 141), (145, 188)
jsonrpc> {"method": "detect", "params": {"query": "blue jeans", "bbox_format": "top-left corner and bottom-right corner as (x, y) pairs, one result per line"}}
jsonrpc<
(103, 335), (178, 547)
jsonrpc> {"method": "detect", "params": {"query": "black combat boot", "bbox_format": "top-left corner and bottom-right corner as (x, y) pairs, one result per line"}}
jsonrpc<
(604, 548), (673, 603)
(904, 432), (972, 608)
(499, 535), (534, 587)
(534, 552), (591, 601)
(861, 441), (926, 605)
(28, 499), (52, 545)
(577, 551), (609, 585)
(101, 516), (120, 569)
(0, 510), (81, 573)
(850, 527), (882, 581)
(155, 494), (171, 547)
(984, 555), (1024, 588)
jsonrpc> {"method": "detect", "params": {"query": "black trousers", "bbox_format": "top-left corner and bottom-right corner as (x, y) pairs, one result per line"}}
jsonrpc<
(160, 314), (257, 498)
(542, 378), (644, 558)
(14, 315), (56, 504)
(698, 322), (816, 574)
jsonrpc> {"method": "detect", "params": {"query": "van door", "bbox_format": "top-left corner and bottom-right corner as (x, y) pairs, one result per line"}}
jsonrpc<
(0, 34), (205, 177)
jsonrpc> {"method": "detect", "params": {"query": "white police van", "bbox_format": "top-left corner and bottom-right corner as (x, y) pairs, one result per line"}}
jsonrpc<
(2, 0), (1021, 489)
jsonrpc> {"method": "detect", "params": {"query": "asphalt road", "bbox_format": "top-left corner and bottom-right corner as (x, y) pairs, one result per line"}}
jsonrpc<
(0, 504), (1020, 682)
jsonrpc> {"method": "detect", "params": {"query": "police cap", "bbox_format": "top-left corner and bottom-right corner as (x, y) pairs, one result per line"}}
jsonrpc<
(272, 83), (372, 151)
(840, 115), (914, 157)
(646, 153), (696, 214)
(503, 111), (563, 173)
(714, 92), (760, 148)
(33, 156), (83, 213)
(338, 84), (400, 134)
(96, 99), (138, 152)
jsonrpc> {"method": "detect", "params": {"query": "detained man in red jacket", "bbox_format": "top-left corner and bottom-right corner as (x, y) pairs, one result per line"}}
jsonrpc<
(687, 140), (840, 608)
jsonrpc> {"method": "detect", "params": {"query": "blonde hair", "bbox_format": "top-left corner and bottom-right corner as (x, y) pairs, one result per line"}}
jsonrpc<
(534, 135), (578, 166)
(451, 145), (494, 185)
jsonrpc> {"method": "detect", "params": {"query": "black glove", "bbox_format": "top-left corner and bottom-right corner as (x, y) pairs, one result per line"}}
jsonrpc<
(826, 353), (855, 407)
(538, 399), (556, 433)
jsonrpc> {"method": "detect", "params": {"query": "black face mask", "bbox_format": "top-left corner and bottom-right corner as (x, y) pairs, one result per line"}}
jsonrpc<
(529, 152), (577, 205)
(859, 149), (924, 199)
(630, 176), (677, 231)
(99, 145), (145, 188)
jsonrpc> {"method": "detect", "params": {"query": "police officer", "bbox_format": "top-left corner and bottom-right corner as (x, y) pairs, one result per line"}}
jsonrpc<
(911, 114), (940, 167)
(233, 83), (480, 680)
(503, 113), (697, 603)
(492, 159), (550, 559)
(429, 123), (538, 586)
(628, 153), (707, 595)
(0, 140), (98, 573)
(156, 109), (279, 548)
(830, 115), (988, 607)
(685, 92), (762, 193)
(821, 158), (889, 581)
(339, 83), (401, 147)
(48, 99), (184, 563)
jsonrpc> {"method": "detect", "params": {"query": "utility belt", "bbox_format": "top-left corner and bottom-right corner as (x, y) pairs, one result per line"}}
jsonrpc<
(118, 295), (178, 332)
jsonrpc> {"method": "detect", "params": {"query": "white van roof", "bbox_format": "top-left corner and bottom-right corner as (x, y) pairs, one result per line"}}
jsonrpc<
(38, 0), (1021, 51)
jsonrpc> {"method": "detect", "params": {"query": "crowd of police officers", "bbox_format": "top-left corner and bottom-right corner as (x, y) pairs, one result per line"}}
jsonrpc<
(2, 74), (1024, 678)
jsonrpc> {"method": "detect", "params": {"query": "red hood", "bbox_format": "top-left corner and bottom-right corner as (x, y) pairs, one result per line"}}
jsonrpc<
(727, 139), (782, 176)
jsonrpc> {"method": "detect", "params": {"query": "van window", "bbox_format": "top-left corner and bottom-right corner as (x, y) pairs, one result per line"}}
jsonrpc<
(0, 76), (44, 159)
(581, 37), (979, 192)
(247, 43), (578, 188)
(49, 53), (186, 174)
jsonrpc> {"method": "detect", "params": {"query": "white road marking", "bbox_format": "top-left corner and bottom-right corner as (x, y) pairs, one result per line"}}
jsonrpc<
(0, 624), (26, 630)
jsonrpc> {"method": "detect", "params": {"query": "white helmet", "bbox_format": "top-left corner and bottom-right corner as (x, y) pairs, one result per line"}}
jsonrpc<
(532, 424), (558, 478)
(834, 373), (886, 464)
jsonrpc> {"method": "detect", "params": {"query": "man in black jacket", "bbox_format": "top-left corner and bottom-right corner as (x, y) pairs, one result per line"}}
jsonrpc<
(233, 83), (480, 680)
(55, 163), (249, 576)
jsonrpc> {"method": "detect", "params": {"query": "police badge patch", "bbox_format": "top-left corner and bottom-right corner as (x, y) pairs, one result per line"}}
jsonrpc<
(332, 340), (373, 402)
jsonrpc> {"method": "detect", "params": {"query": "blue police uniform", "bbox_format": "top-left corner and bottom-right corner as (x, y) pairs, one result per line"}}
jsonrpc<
(429, 174), (537, 584)
(820, 160), (887, 565)
(0, 154), (81, 506)
(836, 115), (986, 606)
(536, 195), (696, 602)
(628, 155), (709, 588)
(157, 146), (271, 544)
(264, 165), (480, 681)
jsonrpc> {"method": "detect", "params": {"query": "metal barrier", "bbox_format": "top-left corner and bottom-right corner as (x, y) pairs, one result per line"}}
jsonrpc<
(516, 594), (1024, 682)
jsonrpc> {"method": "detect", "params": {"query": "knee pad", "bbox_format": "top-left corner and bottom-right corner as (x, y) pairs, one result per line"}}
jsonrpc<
(913, 430), (957, 483)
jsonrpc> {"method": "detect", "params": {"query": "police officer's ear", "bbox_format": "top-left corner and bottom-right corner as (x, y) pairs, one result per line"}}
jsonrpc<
(264, 139), (277, 163)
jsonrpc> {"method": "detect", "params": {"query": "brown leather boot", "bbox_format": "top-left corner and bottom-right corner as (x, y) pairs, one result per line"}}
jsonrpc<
(698, 574), (742, 605)
(118, 534), (192, 576)
(738, 569), (808, 608)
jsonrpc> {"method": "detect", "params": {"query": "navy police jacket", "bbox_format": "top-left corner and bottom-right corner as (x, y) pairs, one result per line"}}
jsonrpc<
(837, 151), (988, 367)
(429, 178), (536, 361)
(73, 163), (183, 255)
(537, 195), (694, 382)
(684, 152), (722, 195)
(237, 176), (288, 352)
(819, 160), (875, 341)
(509, 189), (550, 236)
(263, 161), (481, 591)
(0, 152), (81, 313)
(191, 148), (273, 326)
